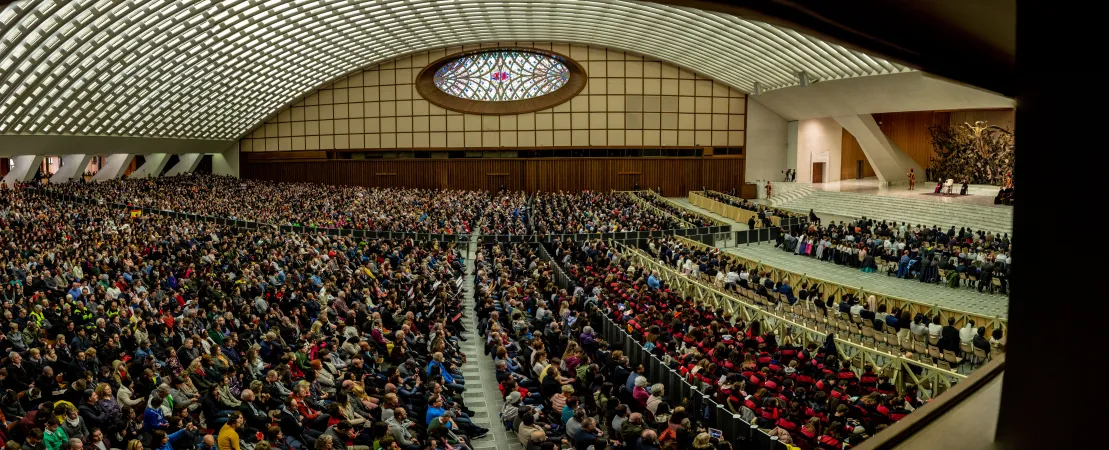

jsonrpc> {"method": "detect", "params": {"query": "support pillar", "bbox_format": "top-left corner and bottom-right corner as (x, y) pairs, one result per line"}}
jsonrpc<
(833, 114), (923, 184)
(128, 153), (170, 179)
(211, 142), (239, 177)
(91, 154), (136, 181)
(49, 154), (95, 183)
(2, 155), (45, 186)
(163, 153), (203, 176)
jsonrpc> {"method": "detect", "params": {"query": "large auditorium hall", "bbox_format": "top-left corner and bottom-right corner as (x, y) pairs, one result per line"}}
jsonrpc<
(0, 1), (1088, 450)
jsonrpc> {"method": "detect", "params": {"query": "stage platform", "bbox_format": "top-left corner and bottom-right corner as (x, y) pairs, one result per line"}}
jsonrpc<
(813, 178), (1005, 208)
(765, 179), (1013, 235)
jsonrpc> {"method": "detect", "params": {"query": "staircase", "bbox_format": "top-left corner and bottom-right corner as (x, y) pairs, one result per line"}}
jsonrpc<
(459, 232), (517, 450)
(767, 182), (816, 206)
(774, 190), (1013, 235)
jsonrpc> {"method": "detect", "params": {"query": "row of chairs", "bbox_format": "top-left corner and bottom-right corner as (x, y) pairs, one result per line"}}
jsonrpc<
(725, 285), (994, 374)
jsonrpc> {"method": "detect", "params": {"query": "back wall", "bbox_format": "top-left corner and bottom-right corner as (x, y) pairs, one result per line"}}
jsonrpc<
(239, 42), (748, 151)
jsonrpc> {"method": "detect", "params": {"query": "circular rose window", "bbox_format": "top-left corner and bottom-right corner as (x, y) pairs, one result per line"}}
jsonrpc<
(416, 48), (587, 115)
(434, 51), (570, 101)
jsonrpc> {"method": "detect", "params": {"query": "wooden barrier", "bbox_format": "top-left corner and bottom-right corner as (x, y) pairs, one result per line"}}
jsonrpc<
(672, 235), (1009, 341)
(690, 189), (794, 227)
(616, 241), (964, 397)
(689, 191), (761, 226)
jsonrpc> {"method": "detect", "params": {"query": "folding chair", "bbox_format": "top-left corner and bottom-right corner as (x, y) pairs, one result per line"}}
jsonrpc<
(928, 346), (942, 361)
(943, 349), (960, 366)
(973, 347), (989, 364)
(901, 336), (914, 352)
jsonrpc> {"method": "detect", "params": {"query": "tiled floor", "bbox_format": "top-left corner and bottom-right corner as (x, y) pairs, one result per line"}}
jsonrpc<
(725, 243), (1009, 319)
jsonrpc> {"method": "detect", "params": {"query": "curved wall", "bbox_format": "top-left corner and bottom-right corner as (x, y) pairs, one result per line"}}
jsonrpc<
(239, 42), (747, 152)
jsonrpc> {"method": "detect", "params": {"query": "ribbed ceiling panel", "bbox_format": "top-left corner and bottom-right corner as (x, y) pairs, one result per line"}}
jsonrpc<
(0, 0), (911, 140)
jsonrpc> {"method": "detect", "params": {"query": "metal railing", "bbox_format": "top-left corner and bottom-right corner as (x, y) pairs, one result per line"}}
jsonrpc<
(534, 242), (779, 449)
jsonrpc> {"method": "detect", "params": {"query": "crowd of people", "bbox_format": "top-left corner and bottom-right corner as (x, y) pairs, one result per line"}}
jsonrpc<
(0, 184), (486, 450)
(473, 241), (736, 450)
(481, 191), (530, 237)
(530, 191), (687, 236)
(40, 175), (487, 234)
(0, 171), (1009, 450)
(775, 218), (1011, 294)
(542, 237), (944, 449)
(35, 177), (696, 238)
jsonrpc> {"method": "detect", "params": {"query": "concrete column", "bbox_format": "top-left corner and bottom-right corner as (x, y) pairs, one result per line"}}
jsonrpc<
(211, 142), (239, 177)
(91, 154), (136, 181)
(164, 153), (203, 176)
(1, 155), (45, 186)
(745, 99), (789, 184)
(49, 154), (95, 183)
(786, 121), (799, 175)
(128, 153), (170, 179)
(833, 114), (923, 184)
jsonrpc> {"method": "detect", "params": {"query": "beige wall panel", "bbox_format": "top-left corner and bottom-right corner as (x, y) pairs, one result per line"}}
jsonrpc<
(241, 43), (748, 151)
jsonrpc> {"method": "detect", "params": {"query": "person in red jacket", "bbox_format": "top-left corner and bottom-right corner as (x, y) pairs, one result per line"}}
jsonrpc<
(818, 421), (846, 450)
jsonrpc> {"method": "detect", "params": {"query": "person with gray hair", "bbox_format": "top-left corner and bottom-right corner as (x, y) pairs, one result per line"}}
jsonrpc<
(239, 389), (269, 433)
(632, 376), (650, 407)
(66, 438), (83, 450)
(646, 384), (666, 415)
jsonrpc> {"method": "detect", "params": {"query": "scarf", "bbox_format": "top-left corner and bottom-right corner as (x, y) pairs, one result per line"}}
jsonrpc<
(66, 416), (81, 427)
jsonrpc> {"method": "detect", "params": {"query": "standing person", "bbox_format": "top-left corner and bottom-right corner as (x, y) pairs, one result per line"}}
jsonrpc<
(765, 182), (772, 199)
(907, 168), (916, 190)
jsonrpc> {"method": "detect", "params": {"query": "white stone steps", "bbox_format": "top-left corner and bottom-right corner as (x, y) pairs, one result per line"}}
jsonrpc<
(776, 190), (1013, 235)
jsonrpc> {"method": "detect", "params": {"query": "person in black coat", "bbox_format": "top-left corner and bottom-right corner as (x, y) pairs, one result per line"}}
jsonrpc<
(78, 392), (110, 431)
(972, 327), (991, 355)
(239, 390), (271, 435)
(939, 317), (962, 357)
(4, 353), (32, 391)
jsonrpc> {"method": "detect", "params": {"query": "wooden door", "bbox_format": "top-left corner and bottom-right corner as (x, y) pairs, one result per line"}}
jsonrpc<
(812, 162), (825, 183)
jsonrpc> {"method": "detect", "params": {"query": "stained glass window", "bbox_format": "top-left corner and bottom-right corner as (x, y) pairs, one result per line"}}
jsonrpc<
(434, 51), (570, 101)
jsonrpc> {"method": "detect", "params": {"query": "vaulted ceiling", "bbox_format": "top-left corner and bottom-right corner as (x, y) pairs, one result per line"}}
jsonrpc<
(0, 0), (911, 140)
